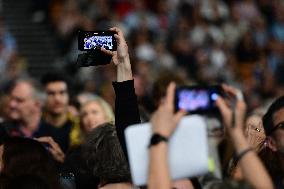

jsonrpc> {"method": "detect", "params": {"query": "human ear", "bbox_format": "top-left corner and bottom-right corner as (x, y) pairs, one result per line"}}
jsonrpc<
(267, 136), (277, 152)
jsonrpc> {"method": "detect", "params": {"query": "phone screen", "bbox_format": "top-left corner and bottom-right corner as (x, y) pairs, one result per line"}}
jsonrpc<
(175, 85), (222, 114)
(78, 31), (117, 51)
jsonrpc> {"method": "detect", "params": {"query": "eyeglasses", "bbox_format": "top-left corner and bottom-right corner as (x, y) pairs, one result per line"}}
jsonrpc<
(270, 121), (284, 134)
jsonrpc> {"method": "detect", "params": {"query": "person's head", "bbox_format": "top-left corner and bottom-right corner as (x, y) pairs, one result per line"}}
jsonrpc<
(1, 137), (60, 188)
(263, 95), (284, 155)
(41, 72), (69, 116)
(209, 180), (252, 189)
(82, 123), (131, 186)
(80, 97), (114, 133)
(7, 79), (42, 121)
(152, 71), (185, 110)
(6, 174), (50, 189)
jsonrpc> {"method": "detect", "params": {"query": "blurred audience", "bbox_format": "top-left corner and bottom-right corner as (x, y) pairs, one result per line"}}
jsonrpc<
(1, 0), (284, 187)
(1, 0), (282, 118)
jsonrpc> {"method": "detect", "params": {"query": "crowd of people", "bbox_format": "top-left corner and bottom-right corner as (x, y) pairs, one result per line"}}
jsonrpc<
(0, 0), (284, 189)
(12, 0), (280, 115)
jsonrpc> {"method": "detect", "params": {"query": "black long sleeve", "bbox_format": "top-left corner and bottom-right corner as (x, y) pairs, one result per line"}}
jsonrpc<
(113, 80), (141, 160)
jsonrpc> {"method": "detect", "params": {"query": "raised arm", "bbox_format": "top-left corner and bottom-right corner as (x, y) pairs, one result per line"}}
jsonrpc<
(216, 85), (273, 189)
(101, 27), (140, 159)
(148, 83), (186, 189)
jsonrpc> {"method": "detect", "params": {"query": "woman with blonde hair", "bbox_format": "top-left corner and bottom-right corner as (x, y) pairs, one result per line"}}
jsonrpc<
(78, 93), (114, 133)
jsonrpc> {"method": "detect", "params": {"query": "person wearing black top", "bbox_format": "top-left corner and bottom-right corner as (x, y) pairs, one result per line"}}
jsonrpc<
(62, 27), (140, 189)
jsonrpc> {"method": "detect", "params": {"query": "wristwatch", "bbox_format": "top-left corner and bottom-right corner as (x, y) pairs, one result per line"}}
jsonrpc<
(148, 133), (168, 148)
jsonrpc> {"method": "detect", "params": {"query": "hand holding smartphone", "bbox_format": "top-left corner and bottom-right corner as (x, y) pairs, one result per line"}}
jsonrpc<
(77, 30), (117, 67)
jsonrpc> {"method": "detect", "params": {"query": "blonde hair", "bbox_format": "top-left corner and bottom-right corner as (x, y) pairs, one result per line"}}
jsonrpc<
(79, 93), (115, 125)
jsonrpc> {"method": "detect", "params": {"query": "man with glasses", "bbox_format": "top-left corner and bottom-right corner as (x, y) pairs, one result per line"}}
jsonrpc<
(262, 95), (284, 188)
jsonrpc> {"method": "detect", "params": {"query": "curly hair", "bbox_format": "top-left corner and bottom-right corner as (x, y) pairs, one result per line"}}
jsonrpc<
(82, 123), (131, 185)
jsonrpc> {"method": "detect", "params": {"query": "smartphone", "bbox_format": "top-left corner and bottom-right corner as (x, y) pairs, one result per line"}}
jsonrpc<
(78, 30), (117, 51)
(175, 85), (223, 114)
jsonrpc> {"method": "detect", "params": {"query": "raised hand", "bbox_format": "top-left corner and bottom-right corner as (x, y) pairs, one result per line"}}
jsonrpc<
(101, 27), (132, 82)
(215, 84), (247, 135)
(100, 27), (129, 66)
(151, 82), (186, 138)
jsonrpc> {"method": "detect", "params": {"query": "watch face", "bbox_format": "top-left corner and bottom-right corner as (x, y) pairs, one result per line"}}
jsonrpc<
(151, 134), (161, 144)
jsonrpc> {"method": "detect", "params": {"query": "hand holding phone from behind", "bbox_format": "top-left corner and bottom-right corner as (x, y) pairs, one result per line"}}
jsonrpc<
(100, 27), (133, 82)
(77, 30), (117, 67)
(100, 27), (129, 66)
(215, 85), (246, 132)
(148, 82), (187, 189)
(215, 85), (274, 189)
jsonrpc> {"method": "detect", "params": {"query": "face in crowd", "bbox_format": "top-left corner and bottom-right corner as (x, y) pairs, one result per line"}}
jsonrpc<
(80, 101), (109, 133)
(8, 82), (39, 121)
(45, 81), (69, 116)
(269, 107), (284, 154)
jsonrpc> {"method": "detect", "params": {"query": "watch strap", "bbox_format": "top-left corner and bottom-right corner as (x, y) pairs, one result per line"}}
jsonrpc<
(148, 133), (168, 148)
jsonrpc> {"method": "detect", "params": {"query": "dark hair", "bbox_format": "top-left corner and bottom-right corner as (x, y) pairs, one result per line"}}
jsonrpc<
(6, 174), (50, 189)
(258, 146), (284, 180)
(2, 137), (61, 189)
(262, 95), (284, 135)
(209, 180), (252, 189)
(82, 123), (131, 185)
(152, 71), (185, 109)
(0, 125), (9, 145)
(41, 72), (68, 87)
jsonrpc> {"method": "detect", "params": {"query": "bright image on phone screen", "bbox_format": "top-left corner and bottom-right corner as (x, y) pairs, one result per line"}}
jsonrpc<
(84, 35), (114, 50)
(178, 90), (210, 111)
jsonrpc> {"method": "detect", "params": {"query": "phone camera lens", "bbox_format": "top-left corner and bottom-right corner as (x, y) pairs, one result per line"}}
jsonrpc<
(211, 93), (218, 101)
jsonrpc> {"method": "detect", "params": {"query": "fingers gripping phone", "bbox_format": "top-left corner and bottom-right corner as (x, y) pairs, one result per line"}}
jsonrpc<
(175, 85), (223, 114)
